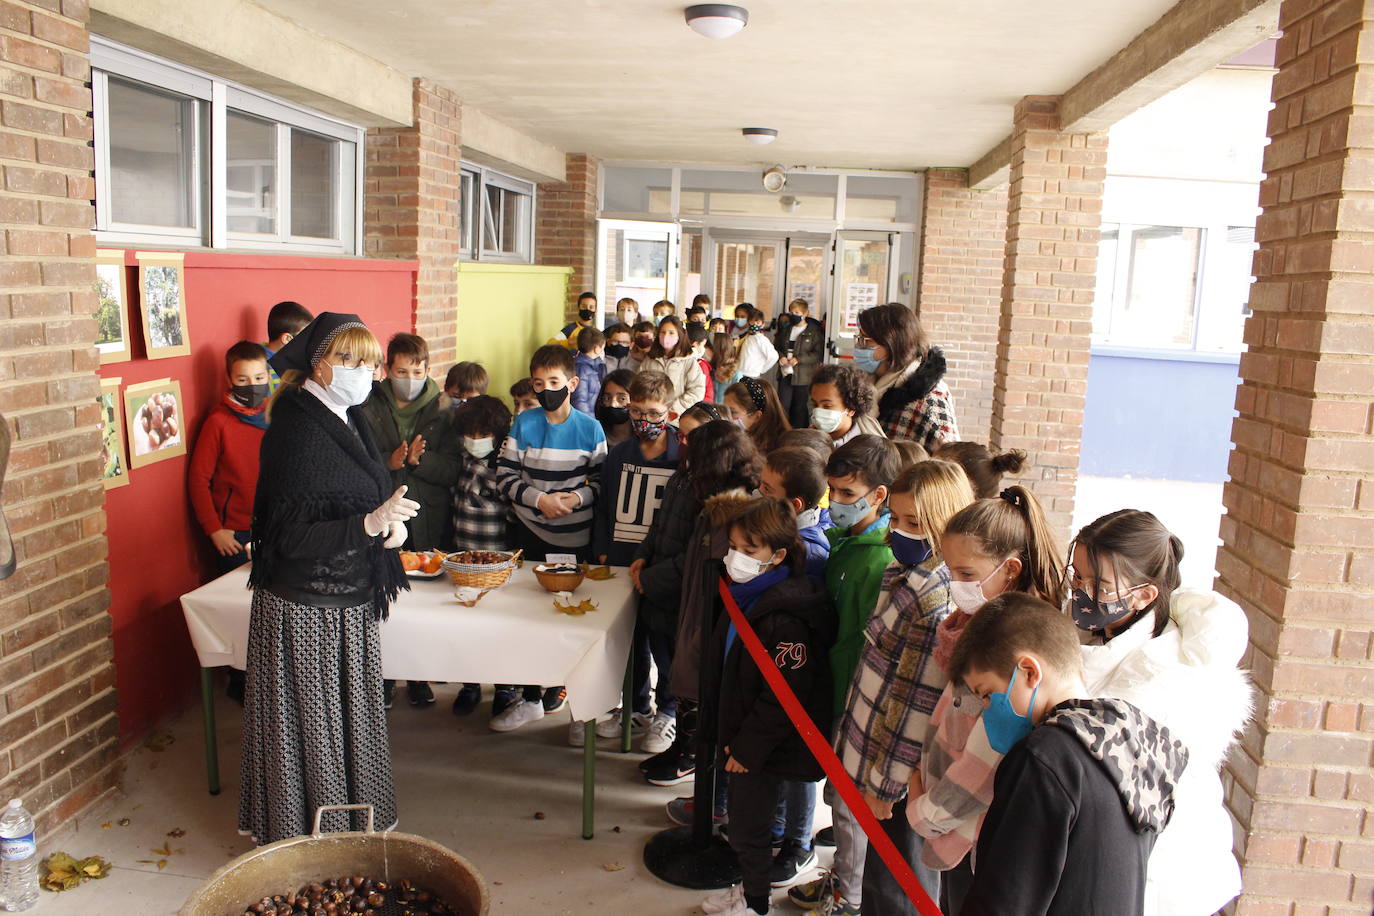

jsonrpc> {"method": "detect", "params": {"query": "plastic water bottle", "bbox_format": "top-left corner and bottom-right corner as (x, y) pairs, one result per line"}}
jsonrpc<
(0, 799), (38, 911)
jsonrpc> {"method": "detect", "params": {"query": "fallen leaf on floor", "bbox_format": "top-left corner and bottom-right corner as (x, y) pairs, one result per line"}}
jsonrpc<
(100, 822), (110, 830)
(166, 828), (185, 838)
(156, 859), (166, 870)
(41, 853), (110, 891)
(150, 843), (178, 857)
(117, 818), (130, 826)
(136, 860), (156, 865)
(601, 862), (625, 872)
(581, 564), (616, 580)
(533, 811), (546, 820)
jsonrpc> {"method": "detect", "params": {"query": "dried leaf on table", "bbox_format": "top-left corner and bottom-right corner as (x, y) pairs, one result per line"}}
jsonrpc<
(581, 564), (616, 580)
(553, 597), (599, 615)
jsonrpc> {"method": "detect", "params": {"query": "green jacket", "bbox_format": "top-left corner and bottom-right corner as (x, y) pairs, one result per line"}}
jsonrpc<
(824, 516), (893, 714)
(359, 379), (461, 550)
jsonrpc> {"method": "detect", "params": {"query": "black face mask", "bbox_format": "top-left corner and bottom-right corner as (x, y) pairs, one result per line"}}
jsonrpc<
(605, 343), (630, 359)
(231, 383), (270, 408)
(788, 313), (803, 325)
(578, 308), (595, 322)
(537, 386), (569, 411)
(596, 403), (630, 427)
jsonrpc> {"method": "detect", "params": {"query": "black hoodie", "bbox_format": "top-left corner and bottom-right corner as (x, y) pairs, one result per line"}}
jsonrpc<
(963, 698), (1189, 916)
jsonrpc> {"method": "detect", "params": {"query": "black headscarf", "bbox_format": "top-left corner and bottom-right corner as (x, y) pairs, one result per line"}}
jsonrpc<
(268, 312), (368, 376)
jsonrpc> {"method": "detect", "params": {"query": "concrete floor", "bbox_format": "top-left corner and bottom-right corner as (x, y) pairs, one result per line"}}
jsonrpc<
(30, 476), (1223, 915)
(30, 686), (834, 916)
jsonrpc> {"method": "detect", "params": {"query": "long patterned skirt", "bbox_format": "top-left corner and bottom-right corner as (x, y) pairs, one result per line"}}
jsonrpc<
(237, 589), (396, 845)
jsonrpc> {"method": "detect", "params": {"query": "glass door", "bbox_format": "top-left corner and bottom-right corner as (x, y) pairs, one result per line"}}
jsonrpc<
(783, 236), (830, 319)
(595, 219), (680, 324)
(705, 234), (783, 319)
(828, 231), (897, 360)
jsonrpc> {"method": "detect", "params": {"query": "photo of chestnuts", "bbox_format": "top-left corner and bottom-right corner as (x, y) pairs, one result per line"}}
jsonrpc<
(240, 876), (458, 916)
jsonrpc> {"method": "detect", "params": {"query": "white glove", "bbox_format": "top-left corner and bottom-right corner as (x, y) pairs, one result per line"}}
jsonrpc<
(382, 521), (407, 549)
(364, 485), (420, 537)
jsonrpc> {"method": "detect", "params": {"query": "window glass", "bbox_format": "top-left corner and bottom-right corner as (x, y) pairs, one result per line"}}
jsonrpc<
(1197, 226), (1255, 352)
(290, 129), (338, 239)
(480, 182), (532, 259)
(1092, 224), (1120, 339)
(460, 170), (476, 256)
(106, 77), (197, 229)
(1093, 224), (1202, 349)
(226, 111), (275, 234)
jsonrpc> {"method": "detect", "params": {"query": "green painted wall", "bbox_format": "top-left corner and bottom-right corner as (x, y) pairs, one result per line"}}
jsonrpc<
(455, 262), (572, 403)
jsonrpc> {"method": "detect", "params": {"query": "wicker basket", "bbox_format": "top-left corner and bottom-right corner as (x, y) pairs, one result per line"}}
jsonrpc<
(442, 549), (522, 589)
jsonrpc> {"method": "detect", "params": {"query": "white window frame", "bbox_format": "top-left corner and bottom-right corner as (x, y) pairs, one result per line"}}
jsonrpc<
(1093, 222), (1208, 353)
(460, 160), (536, 264)
(92, 37), (364, 255)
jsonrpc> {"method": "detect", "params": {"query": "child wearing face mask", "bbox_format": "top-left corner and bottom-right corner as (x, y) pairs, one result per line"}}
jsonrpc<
(188, 340), (272, 576)
(571, 327), (606, 416)
(950, 594), (1187, 916)
(447, 395), (514, 718)
(687, 323), (715, 403)
(645, 315), (705, 417)
(555, 291), (598, 347)
(904, 485), (1063, 916)
(629, 320), (656, 372)
(1068, 510), (1250, 916)
(725, 377), (791, 454)
(594, 369), (635, 448)
(774, 298), (825, 429)
(819, 460), (976, 915)
(736, 306), (780, 379)
(602, 324), (635, 373)
(700, 498), (836, 916)
(808, 364), (886, 447)
(607, 296), (642, 333)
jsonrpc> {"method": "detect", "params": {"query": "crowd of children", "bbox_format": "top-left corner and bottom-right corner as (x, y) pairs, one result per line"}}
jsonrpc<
(189, 293), (1252, 916)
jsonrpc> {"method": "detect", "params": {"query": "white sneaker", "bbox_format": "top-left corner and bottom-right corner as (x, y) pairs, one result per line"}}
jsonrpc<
(641, 711), (677, 754)
(701, 883), (745, 914)
(489, 698), (544, 732)
(596, 709), (651, 739)
(569, 719), (587, 747)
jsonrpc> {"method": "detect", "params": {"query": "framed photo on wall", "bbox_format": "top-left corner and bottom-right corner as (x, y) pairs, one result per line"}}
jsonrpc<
(135, 251), (191, 359)
(94, 250), (131, 364)
(123, 377), (186, 468)
(99, 377), (129, 489)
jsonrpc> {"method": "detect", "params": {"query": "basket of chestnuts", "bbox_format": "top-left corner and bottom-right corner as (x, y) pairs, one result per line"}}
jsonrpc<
(178, 805), (488, 916)
(440, 549), (522, 590)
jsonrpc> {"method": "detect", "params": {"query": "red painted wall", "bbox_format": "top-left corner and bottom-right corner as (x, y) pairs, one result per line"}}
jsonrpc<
(98, 250), (417, 741)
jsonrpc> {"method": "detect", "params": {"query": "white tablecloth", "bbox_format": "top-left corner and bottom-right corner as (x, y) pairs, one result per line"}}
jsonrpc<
(179, 565), (636, 722)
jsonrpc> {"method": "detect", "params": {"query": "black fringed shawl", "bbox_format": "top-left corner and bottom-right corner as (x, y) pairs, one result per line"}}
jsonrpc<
(248, 385), (408, 618)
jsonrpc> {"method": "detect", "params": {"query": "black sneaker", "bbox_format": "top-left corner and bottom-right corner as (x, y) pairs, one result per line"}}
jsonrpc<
(769, 839), (818, 887)
(542, 686), (568, 713)
(451, 683), (481, 716)
(813, 825), (835, 847)
(407, 680), (436, 706)
(638, 745), (677, 775)
(383, 679), (395, 710)
(644, 751), (696, 787)
(492, 686), (519, 717)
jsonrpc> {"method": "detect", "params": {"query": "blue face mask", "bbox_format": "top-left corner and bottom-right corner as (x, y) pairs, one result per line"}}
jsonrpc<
(828, 491), (874, 531)
(889, 527), (932, 566)
(734, 316), (749, 329)
(983, 665), (1039, 754)
(851, 347), (881, 373)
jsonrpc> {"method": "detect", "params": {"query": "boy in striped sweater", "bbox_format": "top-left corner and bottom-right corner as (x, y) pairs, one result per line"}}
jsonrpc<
(493, 345), (608, 732)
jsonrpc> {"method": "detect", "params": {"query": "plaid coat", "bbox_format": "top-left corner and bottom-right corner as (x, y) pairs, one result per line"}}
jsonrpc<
(450, 448), (510, 552)
(836, 553), (955, 802)
(872, 347), (960, 451)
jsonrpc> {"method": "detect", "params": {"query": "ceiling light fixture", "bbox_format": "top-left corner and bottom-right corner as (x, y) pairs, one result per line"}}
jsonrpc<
(685, 4), (749, 39)
(762, 166), (787, 193)
(742, 127), (778, 145)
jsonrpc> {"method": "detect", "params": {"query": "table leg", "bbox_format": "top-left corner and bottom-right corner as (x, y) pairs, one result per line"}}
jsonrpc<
(581, 719), (596, 840)
(201, 667), (220, 796)
(621, 652), (633, 754)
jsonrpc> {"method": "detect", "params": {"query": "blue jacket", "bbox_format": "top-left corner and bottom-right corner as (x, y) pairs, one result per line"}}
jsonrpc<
(572, 352), (605, 415)
(800, 522), (831, 580)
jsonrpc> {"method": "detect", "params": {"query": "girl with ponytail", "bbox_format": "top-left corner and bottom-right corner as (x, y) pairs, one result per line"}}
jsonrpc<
(901, 485), (1064, 916)
(1069, 510), (1252, 916)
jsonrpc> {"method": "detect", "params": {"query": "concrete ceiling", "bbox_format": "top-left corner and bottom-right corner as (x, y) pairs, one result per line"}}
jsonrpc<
(254, 0), (1185, 170)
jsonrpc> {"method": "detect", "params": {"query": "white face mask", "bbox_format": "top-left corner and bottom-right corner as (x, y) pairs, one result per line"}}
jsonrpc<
(795, 506), (823, 531)
(392, 376), (425, 402)
(463, 436), (495, 459)
(724, 548), (776, 584)
(322, 363), (374, 408)
(811, 407), (846, 434)
(949, 558), (1009, 613)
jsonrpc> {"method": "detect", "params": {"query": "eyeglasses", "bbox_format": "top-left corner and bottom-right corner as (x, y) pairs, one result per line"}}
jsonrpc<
(1063, 564), (1143, 600)
(629, 408), (668, 422)
(854, 335), (874, 348)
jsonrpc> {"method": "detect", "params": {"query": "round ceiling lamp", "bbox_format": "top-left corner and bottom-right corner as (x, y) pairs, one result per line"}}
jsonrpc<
(761, 166), (787, 193)
(684, 4), (749, 39)
(742, 127), (778, 145)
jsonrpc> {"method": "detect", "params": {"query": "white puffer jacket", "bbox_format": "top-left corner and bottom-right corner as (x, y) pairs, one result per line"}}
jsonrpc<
(1080, 589), (1252, 916)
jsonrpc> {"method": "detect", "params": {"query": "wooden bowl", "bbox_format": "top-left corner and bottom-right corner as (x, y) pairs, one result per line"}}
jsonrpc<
(533, 564), (585, 593)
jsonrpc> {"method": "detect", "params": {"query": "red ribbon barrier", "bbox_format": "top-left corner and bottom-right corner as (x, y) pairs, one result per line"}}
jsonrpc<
(717, 578), (943, 916)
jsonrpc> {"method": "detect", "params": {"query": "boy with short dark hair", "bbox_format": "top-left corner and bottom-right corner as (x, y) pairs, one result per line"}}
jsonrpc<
(494, 345), (608, 731)
(951, 594), (1187, 916)
(572, 327), (606, 415)
(262, 300), (312, 390)
(590, 370), (679, 751)
(759, 446), (829, 578)
(509, 377), (539, 414)
(603, 324), (635, 373)
(444, 361), (489, 406)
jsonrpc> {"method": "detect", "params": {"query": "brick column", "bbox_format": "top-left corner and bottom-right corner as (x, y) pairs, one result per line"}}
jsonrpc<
(0, 0), (119, 835)
(1220, 1), (1374, 911)
(989, 96), (1105, 535)
(535, 153), (599, 319)
(363, 78), (461, 367)
(916, 167), (1008, 443)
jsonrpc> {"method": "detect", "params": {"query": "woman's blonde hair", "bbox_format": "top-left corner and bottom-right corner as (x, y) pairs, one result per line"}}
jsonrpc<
(888, 459), (976, 553)
(268, 324), (382, 418)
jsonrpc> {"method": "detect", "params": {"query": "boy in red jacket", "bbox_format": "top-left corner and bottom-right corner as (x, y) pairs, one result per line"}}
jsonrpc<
(188, 341), (270, 575)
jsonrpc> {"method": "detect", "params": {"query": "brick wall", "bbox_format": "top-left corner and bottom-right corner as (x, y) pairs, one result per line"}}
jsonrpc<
(1219, 1), (1374, 911)
(988, 97), (1104, 537)
(363, 78), (461, 368)
(915, 167), (1008, 443)
(0, 0), (120, 837)
(535, 152), (599, 320)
